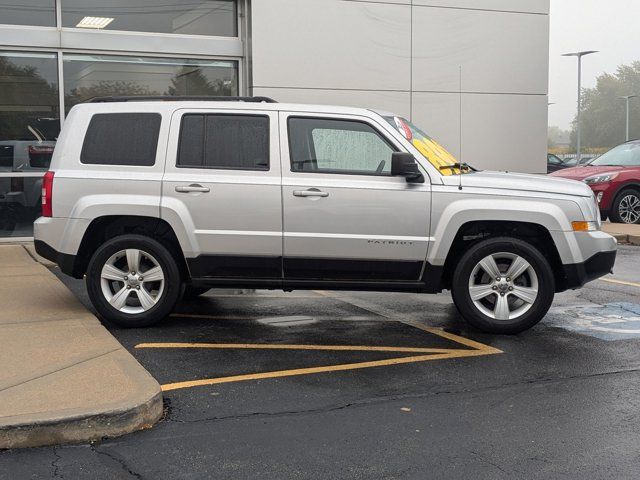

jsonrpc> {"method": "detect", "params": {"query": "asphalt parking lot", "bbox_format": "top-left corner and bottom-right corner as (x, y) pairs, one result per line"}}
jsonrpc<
(2, 246), (640, 479)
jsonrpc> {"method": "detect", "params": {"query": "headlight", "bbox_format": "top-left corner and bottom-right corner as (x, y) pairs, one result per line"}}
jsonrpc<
(584, 172), (619, 184)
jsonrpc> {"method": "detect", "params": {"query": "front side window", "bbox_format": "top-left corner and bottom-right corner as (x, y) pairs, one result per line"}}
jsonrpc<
(288, 118), (395, 175)
(177, 114), (269, 171)
(62, 0), (237, 37)
(81, 113), (161, 166)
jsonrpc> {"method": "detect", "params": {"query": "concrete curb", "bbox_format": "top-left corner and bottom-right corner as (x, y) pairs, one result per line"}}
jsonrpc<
(610, 233), (640, 246)
(0, 392), (163, 449)
(0, 245), (164, 449)
(612, 233), (630, 244)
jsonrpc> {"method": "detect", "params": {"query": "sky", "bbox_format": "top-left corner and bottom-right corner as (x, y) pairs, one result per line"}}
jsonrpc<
(549, 0), (640, 130)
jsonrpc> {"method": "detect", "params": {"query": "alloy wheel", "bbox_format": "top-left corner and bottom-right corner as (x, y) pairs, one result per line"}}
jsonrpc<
(468, 252), (539, 321)
(618, 194), (640, 224)
(100, 248), (165, 314)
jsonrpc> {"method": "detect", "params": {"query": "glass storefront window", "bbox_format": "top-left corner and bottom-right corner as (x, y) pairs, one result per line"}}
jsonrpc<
(0, 52), (59, 238)
(0, 0), (56, 27)
(62, 0), (237, 37)
(63, 54), (238, 111)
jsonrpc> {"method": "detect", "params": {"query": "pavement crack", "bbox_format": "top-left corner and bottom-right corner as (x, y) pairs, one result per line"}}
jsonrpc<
(165, 366), (640, 425)
(91, 444), (143, 479)
(468, 450), (514, 475)
(51, 446), (63, 479)
(167, 401), (359, 424)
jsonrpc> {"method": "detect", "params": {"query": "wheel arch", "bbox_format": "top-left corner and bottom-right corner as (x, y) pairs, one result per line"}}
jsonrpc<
(610, 182), (640, 204)
(72, 215), (189, 280)
(438, 220), (565, 292)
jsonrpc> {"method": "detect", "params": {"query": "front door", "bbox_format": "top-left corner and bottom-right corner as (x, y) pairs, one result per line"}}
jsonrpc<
(280, 112), (431, 283)
(162, 108), (282, 280)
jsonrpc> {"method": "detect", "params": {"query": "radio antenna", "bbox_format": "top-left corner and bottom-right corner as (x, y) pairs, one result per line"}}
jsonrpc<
(458, 66), (463, 191)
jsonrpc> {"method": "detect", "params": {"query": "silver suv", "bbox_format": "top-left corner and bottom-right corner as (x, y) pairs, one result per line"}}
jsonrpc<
(34, 96), (617, 334)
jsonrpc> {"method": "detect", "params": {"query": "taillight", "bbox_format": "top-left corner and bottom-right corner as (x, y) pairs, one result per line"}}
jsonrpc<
(42, 171), (55, 217)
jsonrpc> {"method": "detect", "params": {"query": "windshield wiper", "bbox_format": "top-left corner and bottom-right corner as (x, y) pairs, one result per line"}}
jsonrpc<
(439, 162), (475, 172)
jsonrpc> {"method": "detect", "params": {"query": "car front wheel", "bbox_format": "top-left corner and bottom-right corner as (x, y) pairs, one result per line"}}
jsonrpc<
(86, 234), (182, 328)
(610, 189), (640, 224)
(451, 237), (555, 334)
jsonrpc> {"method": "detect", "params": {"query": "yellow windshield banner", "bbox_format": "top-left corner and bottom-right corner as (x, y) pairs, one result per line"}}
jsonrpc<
(412, 137), (460, 176)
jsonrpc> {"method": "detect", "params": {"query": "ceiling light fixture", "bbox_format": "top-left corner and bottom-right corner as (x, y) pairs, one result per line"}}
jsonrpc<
(76, 16), (114, 29)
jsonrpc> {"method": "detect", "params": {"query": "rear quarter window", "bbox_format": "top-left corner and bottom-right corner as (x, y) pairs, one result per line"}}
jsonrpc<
(81, 112), (162, 166)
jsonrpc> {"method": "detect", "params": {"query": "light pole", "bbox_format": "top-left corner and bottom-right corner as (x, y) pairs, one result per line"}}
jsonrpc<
(619, 95), (637, 142)
(563, 50), (598, 162)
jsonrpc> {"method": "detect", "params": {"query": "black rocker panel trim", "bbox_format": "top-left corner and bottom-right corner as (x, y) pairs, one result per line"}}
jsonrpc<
(284, 257), (423, 281)
(186, 255), (282, 279)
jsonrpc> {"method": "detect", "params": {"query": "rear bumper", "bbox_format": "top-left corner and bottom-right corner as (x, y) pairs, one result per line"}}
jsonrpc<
(34, 239), (77, 276)
(560, 250), (617, 291)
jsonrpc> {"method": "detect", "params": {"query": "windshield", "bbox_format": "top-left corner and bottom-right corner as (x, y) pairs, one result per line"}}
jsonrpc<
(591, 143), (640, 167)
(384, 116), (467, 176)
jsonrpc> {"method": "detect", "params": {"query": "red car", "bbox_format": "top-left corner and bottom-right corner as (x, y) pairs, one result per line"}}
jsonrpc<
(550, 141), (640, 224)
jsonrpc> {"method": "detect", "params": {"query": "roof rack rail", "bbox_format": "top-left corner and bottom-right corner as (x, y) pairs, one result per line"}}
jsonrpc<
(84, 96), (278, 104)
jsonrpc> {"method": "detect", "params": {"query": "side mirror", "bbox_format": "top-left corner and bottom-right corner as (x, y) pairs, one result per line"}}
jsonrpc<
(391, 152), (424, 183)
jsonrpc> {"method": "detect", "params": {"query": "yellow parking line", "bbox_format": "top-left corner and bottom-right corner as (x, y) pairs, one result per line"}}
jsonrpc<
(159, 349), (495, 392)
(135, 342), (460, 354)
(406, 324), (503, 354)
(137, 324), (502, 392)
(600, 277), (640, 288)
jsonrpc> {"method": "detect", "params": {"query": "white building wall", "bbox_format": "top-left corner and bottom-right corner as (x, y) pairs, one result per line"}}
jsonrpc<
(250, 0), (550, 173)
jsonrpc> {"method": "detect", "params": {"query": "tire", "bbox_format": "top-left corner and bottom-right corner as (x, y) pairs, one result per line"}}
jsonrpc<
(451, 237), (555, 334)
(182, 286), (210, 299)
(86, 234), (182, 328)
(610, 188), (640, 224)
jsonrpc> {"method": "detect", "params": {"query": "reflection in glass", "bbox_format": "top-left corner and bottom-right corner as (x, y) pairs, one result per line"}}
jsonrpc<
(63, 54), (238, 111)
(0, 0), (56, 27)
(62, 0), (237, 37)
(0, 52), (59, 238)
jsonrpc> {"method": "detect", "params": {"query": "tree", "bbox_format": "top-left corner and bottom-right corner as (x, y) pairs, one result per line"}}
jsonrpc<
(166, 67), (235, 96)
(65, 81), (154, 111)
(573, 61), (640, 149)
(548, 125), (569, 148)
(0, 56), (59, 140)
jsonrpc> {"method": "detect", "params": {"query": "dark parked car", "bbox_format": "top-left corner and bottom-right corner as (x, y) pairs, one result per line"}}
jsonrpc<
(547, 153), (568, 173)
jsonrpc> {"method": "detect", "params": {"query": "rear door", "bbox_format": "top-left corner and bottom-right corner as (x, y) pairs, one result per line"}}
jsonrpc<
(280, 112), (431, 283)
(161, 108), (282, 280)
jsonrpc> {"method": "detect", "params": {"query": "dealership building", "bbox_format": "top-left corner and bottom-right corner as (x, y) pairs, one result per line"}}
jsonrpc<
(0, 0), (550, 238)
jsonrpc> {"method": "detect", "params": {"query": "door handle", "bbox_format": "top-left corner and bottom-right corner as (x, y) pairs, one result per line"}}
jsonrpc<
(175, 184), (210, 193)
(293, 189), (329, 198)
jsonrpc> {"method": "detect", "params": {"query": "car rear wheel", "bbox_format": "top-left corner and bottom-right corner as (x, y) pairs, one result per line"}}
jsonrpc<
(610, 189), (640, 224)
(451, 237), (555, 334)
(86, 234), (182, 328)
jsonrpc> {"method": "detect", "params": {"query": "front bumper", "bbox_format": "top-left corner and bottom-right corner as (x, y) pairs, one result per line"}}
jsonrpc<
(560, 250), (617, 291)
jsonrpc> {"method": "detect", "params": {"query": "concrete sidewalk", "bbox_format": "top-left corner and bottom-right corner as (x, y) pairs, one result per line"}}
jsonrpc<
(0, 245), (162, 449)
(602, 222), (640, 245)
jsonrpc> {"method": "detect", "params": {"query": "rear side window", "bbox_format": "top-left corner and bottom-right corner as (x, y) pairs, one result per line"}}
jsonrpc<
(81, 113), (161, 166)
(177, 114), (269, 170)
